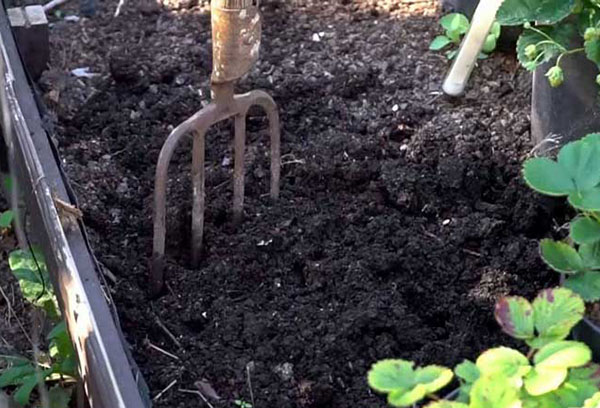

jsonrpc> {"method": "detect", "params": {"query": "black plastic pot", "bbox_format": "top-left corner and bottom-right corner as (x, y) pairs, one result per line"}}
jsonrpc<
(531, 53), (600, 147)
(559, 276), (600, 360)
(572, 317), (600, 361)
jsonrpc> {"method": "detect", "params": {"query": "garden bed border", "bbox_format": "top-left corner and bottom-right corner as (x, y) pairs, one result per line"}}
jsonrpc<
(0, 2), (149, 407)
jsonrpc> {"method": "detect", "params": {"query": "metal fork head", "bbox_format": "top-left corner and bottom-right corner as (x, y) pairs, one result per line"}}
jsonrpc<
(149, 0), (280, 297)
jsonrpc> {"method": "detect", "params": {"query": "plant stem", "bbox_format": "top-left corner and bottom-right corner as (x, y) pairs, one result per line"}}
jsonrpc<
(527, 348), (535, 359)
(556, 48), (585, 67)
(527, 26), (566, 52)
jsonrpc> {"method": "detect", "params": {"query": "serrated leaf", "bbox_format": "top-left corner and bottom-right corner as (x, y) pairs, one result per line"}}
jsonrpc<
(430, 36), (453, 50)
(571, 217), (600, 245)
(476, 347), (530, 378)
(469, 375), (521, 408)
(497, 0), (576, 25)
(455, 360), (480, 384)
(531, 288), (585, 344)
(535, 341), (591, 369)
(368, 360), (414, 393)
(569, 187), (600, 211)
(540, 239), (585, 274)
(523, 158), (575, 196)
(558, 139), (600, 191)
(0, 210), (13, 228)
(524, 366), (568, 396)
(564, 272), (600, 301)
(414, 366), (453, 394)
(388, 385), (426, 407)
(495, 296), (534, 340)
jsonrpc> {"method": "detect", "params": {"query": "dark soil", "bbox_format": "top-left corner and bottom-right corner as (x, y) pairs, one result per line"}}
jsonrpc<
(41, 0), (560, 406)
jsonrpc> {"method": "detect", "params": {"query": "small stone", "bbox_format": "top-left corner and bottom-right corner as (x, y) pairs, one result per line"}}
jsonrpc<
(274, 363), (294, 381)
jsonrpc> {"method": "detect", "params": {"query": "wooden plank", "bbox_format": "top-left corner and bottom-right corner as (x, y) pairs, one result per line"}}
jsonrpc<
(0, 2), (150, 407)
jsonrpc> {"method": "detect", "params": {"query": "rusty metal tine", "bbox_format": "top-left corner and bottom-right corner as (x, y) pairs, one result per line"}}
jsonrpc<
(191, 128), (207, 268)
(151, 118), (198, 296)
(246, 90), (281, 200)
(233, 112), (247, 223)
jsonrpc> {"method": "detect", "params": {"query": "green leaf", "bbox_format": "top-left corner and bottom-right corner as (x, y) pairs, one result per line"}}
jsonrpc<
(524, 366), (568, 396)
(580, 242), (600, 269)
(430, 36), (453, 50)
(564, 271), (600, 301)
(367, 360), (414, 393)
(446, 50), (458, 60)
(388, 386), (427, 407)
(3, 175), (13, 192)
(440, 13), (469, 36)
(497, 0), (576, 25)
(523, 158), (575, 196)
(531, 288), (585, 346)
(14, 374), (39, 406)
(571, 216), (600, 245)
(49, 386), (72, 408)
(490, 22), (502, 38)
(455, 360), (480, 384)
(586, 38), (600, 66)
(495, 296), (534, 340)
(0, 210), (13, 228)
(534, 341), (591, 369)
(558, 138), (600, 191)
(469, 376), (521, 408)
(425, 402), (469, 408)
(7, 248), (58, 319)
(0, 364), (34, 387)
(476, 347), (531, 378)
(482, 34), (497, 54)
(540, 239), (585, 274)
(570, 187), (600, 211)
(583, 392), (600, 408)
(414, 365), (453, 393)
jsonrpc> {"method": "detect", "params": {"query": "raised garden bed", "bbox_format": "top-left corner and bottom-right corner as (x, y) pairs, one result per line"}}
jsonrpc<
(40, 0), (561, 406)
(0, 1), (149, 405)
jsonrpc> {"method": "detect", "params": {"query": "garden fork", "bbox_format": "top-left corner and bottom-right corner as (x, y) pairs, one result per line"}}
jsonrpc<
(150, 0), (281, 296)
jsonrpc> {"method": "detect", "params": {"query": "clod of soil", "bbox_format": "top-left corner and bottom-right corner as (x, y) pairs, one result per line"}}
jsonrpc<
(42, 0), (558, 406)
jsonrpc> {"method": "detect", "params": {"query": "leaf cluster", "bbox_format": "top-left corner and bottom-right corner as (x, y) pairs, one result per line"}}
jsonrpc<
(429, 13), (501, 60)
(368, 288), (600, 408)
(498, 0), (600, 87)
(523, 133), (600, 301)
(1, 249), (77, 407)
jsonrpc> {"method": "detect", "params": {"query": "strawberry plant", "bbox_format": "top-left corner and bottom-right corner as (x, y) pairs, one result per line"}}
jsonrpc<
(430, 13), (501, 59)
(523, 133), (600, 301)
(497, 0), (600, 87)
(1, 248), (77, 407)
(368, 288), (600, 407)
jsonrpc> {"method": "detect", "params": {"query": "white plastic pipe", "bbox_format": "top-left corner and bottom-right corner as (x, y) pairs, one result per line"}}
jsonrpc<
(443, 0), (504, 96)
